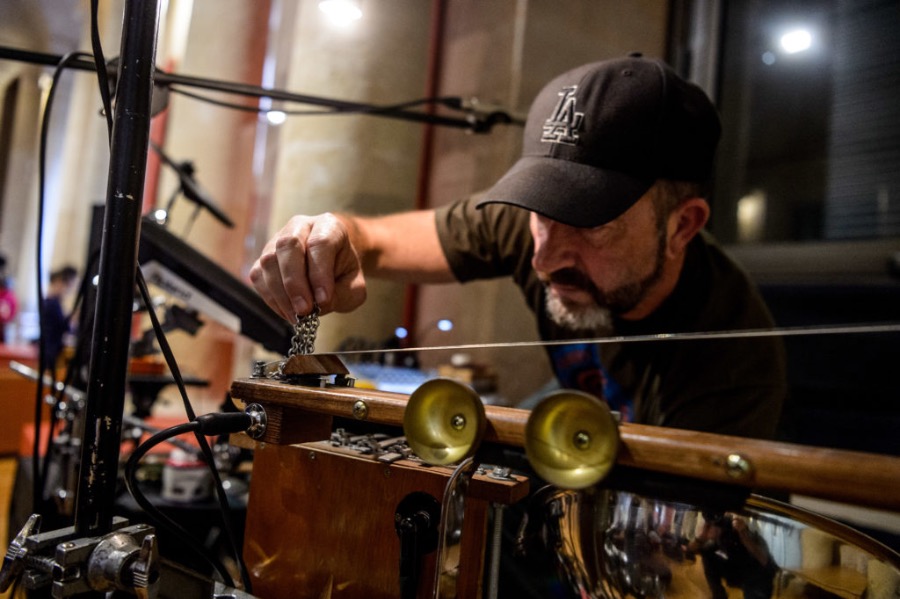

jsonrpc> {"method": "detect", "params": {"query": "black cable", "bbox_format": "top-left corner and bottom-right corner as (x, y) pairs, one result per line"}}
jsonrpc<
(123, 420), (234, 586)
(168, 84), (464, 117)
(89, 0), (113, 138)
(134, 268), (253, 591)
(124, 413), (254, 587)
(33, 51), (93, 514)
(166, 85), (521, 131)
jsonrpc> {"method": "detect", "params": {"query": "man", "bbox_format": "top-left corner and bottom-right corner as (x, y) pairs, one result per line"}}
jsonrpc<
(0, 253), (16, 343)
(251, 54), (787, 439)
(40, 265), (78, 375)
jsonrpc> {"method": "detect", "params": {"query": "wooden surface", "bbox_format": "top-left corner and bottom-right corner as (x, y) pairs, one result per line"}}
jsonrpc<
(0, 457), (17, 599)
(231, 377), (900, 512)
(243, 441), (527, 599)
(0, 347), (48, 456)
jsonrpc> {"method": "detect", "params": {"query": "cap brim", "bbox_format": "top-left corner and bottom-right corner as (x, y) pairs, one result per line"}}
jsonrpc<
(476, 156), (654, 228)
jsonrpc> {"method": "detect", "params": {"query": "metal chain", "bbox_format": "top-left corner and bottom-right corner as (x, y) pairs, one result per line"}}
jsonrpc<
(289, 305), (320, 356)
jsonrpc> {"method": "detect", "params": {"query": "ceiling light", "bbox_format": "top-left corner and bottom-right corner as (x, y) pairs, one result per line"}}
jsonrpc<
(780, 29), (812, 54)
(266, 110), (286, 126)
(318, 0), (362, 26)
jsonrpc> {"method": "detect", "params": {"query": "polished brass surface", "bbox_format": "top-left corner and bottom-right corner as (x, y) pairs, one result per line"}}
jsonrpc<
(525, 390), (620, 489)
(403, 378), (486, 466)
(527, 487), (900, 599)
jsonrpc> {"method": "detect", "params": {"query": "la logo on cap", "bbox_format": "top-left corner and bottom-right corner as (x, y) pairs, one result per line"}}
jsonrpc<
(542, 85), (584, 146)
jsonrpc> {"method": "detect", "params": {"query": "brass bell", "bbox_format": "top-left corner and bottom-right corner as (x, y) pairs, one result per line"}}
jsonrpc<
(525, 390), (619, 489)
(403, 378), (486, 466)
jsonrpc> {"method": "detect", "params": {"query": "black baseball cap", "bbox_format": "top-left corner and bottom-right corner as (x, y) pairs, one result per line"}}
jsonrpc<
(477, 54), (721, 228)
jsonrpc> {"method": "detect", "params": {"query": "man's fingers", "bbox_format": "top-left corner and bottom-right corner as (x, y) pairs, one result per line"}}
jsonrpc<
(249, 251), (294, 321)
(305, 226), (339, 313)
(250, 213), (367, 321)
(274, 233), (315, 316)
(305, 214), (367, 314)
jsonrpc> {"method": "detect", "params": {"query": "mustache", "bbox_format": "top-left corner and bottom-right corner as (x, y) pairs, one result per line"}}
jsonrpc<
(541, 268), (597, 291)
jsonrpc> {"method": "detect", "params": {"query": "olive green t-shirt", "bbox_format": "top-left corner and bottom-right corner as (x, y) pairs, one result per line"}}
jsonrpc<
(434, 197), (787, 439)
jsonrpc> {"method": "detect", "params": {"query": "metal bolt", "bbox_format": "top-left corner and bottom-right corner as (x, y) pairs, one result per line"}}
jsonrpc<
(352, 400), (368, 420)
(725, 453), (753, 479)
(450, 414), (466, 431)
(251, 360), (267, 378)
(573, 430), (591, 450)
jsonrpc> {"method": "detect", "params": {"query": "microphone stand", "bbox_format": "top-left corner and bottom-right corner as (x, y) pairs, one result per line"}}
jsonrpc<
(76, 0), (160, 540)
(0, 46), (520, 133)
(150, 141), (235, 230)
(0, 2), (167, 597)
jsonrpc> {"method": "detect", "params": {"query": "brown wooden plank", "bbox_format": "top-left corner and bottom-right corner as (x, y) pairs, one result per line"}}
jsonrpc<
(231, 378), (900, 511)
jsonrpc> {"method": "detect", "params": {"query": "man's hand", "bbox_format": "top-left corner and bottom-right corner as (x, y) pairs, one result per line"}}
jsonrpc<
(249, 213), (367, 320)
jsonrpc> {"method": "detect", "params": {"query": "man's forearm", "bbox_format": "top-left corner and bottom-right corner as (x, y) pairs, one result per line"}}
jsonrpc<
(336, 210), (456, 283)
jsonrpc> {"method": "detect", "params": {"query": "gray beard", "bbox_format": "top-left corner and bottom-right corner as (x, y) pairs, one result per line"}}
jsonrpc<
(544, 290), (613, 332)
(542, 223), (669, 332)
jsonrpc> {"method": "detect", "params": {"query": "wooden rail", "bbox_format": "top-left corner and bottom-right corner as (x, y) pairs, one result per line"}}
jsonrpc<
(230, 377), (900, 512)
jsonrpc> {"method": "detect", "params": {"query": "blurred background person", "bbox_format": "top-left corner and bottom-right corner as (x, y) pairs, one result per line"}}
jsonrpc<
(38, 265), (78, 377)
(0, 254), (17, 343)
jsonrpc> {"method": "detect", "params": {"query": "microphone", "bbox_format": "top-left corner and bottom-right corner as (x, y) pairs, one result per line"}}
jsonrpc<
(150, 142), (235, 228)
(458, 97), (527, 133)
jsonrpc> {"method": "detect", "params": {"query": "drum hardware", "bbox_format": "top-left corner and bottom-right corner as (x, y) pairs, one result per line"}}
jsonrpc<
(1, 513), (259, 599)
(0, 514), (160, 598)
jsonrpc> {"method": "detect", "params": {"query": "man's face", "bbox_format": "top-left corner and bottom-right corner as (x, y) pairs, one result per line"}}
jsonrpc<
(529, 191), (669, 330)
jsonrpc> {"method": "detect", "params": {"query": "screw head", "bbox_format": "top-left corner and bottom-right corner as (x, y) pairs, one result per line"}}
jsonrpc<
(725, 453), (753, 479)
(573, 431), (591, 450)
(352, 400), (368, 420)
(450, 414), (466, 431)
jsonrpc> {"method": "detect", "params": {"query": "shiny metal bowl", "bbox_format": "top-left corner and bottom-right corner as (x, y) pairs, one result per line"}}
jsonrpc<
(523, 486), (900, 598)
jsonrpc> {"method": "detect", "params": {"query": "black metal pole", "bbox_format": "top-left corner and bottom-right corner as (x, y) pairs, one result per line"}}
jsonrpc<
(74, 0), (160, 535)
